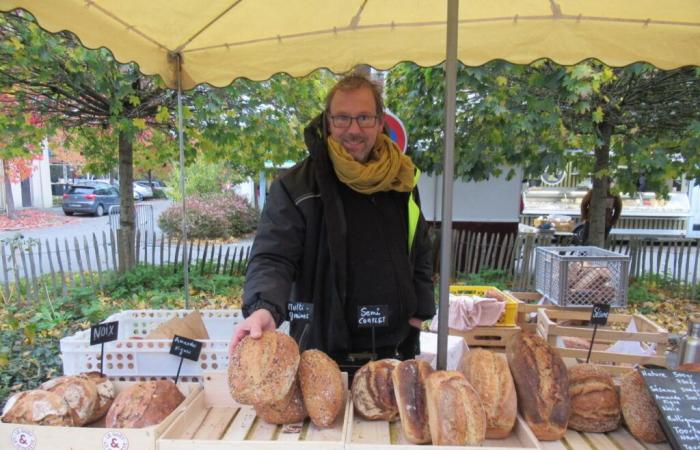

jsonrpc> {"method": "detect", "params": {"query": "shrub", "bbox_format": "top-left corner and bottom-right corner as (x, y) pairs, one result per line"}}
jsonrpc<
(159, 192), (258, 239)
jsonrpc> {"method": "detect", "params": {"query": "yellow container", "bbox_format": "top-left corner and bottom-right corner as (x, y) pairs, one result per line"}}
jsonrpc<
(448, 285), (520, 327)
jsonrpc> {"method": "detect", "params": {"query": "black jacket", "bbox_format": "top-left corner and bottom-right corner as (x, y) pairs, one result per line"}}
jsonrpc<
(242, 115), (435, 354)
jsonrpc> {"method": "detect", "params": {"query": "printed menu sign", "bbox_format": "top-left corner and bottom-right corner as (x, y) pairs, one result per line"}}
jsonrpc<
(639, 368), (700, 450)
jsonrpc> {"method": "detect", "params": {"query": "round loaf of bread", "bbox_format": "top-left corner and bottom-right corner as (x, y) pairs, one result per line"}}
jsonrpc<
(40, 375), (99, 426)
(105, 380), (185, 428)
(505, 332), (570, 441)
(351, 359), (400, 421)
(567, 364), (620, 433)
(298, 349), (345, 428)
(392, 359), (433, 444)
(459, 348), (517, 439)
(620, 370), (666, 443)
(228, 331), (300, 405)
(424, 371), (486, 446)
(82, 371), (116, 423)
(1, 390), (78, 426)
(254, 377), (307, 424)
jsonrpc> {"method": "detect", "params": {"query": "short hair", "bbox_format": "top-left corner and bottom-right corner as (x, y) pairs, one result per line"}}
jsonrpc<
(324, 73), (384, 116)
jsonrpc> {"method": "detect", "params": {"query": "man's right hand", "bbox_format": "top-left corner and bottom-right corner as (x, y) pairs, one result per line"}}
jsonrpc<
(228, 308), (276, 358)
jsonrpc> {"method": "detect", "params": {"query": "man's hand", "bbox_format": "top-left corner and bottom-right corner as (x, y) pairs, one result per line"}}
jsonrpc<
(228, 309), (276, 358)
(408, 317), (423, 329)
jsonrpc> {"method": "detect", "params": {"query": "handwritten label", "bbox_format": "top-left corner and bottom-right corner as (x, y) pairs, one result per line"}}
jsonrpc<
(90, 321), (119, 345)
(169, 335), (202, 362)
(288, 303), (313, 321)
(639, 368), (700, 450)
(590, 303), (610, 326)
(358, 305), (389, 328)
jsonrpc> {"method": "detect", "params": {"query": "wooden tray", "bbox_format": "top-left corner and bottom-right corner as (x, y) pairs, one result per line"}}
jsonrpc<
(346, 409), (540, 449)
(0, 380), (201, 450)
(159, 372), (350, 450)
(449, 325), (521, 348)
(541, 428), (670, 450)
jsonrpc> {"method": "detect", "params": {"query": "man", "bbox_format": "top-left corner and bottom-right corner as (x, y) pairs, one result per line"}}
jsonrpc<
(580, 185), (623, 243)
(229, 74), (435, 372)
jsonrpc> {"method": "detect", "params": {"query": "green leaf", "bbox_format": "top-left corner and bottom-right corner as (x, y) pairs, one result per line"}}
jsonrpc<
(592, 106), (604, 124)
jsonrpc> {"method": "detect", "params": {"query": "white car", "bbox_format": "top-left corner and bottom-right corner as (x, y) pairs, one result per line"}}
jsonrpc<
(132, 182), (154, 201)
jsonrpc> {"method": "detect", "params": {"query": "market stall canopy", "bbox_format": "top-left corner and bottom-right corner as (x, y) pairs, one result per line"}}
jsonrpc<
(2, 0), (699, 89)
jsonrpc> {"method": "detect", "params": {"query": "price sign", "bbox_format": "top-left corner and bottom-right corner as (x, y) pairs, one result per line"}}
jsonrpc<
(357, 305), (389, 328)
(590, 303), (611, 326)
(170, 335), (202, 362)
(288, 302), (313, 322)
(90, 321), (119, 345)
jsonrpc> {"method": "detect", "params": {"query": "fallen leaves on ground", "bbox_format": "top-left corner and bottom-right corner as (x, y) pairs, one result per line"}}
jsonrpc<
(628, 298), (700, 335)
(0, 209), (77, 231)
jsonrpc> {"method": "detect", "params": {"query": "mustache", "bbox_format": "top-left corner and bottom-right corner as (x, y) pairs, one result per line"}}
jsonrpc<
(342, 134), (366, 143)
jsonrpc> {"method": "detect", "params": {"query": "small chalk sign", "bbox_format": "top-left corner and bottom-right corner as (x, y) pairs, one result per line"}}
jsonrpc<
(90, 321), (119, 345)
(288, 302), (313, 322)
(639, 367), (700, 450)
(170, 335), (202, 384)
(90, 321), (118, 377)
(590, 303), (611, 326)
(358, 305), (389, 328)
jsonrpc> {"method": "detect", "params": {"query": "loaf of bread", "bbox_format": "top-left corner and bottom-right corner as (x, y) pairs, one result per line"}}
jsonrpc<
(459, 348), (516, 439)
(1, 390), (78, 426)
(254, 377), (307, 424)
(298, 349), (345, 428)
(105, 380), (185, 428)
(567, 364), (620, 432)
(505, 331), (570, 440)
(619, 370), (666, 443)
(351, 359), (400, 421)
(40, 375), (98, 426)
(82, 371), (116, 423)
(228, 331), (300, 405)
(391, 359), (433, 444)
(424, 371), (486, 446)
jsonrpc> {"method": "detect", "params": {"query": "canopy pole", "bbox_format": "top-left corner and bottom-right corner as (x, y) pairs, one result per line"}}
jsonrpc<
(174, 53), (190, 308)
(437, 0), (458, 370)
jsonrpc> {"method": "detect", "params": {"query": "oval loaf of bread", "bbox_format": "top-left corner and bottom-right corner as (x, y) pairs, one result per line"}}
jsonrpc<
(298, 349), (345, 428)
(40, 375), (99, 426)
(568, 364), (620, 433)
(254, 377), (308, 425)
(1, 390), (78, 426)
(82, 371), (116, 423)
(392, 359), (433, 444)
(619, 370), (666, 443)
(351, 359), (400, 421)
(105, 380), (185, 428)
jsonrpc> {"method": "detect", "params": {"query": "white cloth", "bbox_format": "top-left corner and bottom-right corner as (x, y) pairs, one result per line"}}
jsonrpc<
(428, 294), (506, 332)
(416, 331), (467, 370)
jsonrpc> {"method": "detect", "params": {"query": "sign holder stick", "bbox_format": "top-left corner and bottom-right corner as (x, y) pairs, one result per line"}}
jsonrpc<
(100, 343), (105, 376)
(586, 324), (598, 364)
(174, 357), (184, 384)
(371, 327), (376, 361)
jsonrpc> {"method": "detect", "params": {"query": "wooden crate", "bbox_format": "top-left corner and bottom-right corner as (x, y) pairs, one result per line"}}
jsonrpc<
(346, 409), (540, 450)
(510, 291), (582, 334)
(537, 308), (669, 375)
(449, 325), (521, 348)
(159, 372), (350, 450)
(0, 380), (201, 450)
(541, 428), (670, 450)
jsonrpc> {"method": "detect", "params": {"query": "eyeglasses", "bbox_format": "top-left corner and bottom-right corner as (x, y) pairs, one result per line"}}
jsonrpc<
(328, 114), (378, 129)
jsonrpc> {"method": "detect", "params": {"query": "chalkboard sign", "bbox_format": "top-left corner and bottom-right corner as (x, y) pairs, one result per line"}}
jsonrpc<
(169, 335), (202, 362)
(90, 321), (119, 345)
(590, 303), (611, 326)
(288, 302), (313, 321)
(358, 305), (389, 328)
(639, 367), (700, 450)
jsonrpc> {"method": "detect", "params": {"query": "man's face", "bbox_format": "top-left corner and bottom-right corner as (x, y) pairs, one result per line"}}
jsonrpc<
(328, 86), (384, 163)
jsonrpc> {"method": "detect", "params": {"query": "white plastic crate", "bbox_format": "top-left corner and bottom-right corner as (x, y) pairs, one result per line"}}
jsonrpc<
(60, 309), (289, 377)
(535, 246), (630, 307)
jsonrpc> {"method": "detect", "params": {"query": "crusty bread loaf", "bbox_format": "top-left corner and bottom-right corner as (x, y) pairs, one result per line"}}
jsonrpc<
(567, 364), (620, 433)
(228, 331), (300, 405)
(424, 371), (486, 446)
(105, 380), (185, 428)
(1, 390), (78, 426)
(82, 371), (115, 423)
(392, 359), (433, 444)
(459, 348), (517, 439)
(505, 332), (570, 441)
(298, 349), (345, 428)
(40, 375), (98, 426)
(351, 359), (400, 421)
(254, 377), (307, 425)
(619, 370), (666, 443)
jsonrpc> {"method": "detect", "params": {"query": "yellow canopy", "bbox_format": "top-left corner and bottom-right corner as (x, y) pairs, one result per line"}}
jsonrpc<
(2, 0), (699, 89)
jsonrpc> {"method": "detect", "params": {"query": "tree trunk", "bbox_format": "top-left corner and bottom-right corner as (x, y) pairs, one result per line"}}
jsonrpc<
(586, 121), (613, 248)
(2, 159), (17, 220)
(117, 131), (136, 272)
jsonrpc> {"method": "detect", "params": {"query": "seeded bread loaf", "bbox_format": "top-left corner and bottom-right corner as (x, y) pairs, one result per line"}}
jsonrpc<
(351, 359), (400, 421)
(392, 359), (433, 444)
(105, 380), (184, 428)
(567, 364), (620, 432)
(254, 377), (307, 424)
(1, 390), (78, 426)
(619, 370), (666, 443)
(298, 349), (345, 428)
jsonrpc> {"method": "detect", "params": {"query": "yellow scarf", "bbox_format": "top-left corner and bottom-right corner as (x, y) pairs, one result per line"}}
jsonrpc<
(327, 134), (415, 194)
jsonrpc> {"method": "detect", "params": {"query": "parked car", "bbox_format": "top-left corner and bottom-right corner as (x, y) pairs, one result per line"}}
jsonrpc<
(133, 182), (154, 201)
(62, 182), (119, 216)
(136, 179), (165, 190)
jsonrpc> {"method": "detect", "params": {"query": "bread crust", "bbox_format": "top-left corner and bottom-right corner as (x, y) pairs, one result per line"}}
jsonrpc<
(82, 371), (116, 423)
(298, 349), (345, 428)
(505, 332), (570, 440)
(424, 371), (486, 446)
(619, 370), (666, 443)
(459, 348), (517, 439)
(567, 364), (620, 433)
(40, 375), (99, 426)
(392, 359), (433, 444)
(254, 377), (307, 424)
(228, 331), (300, 405)
(105, 380), (184, 428)
(351, 359), (400, 421)
(1, 390), (78, 426)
